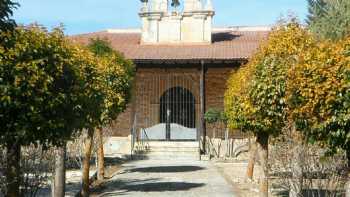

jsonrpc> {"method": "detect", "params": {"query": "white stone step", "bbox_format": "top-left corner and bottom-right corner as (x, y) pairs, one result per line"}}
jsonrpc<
(134, 151), (200, 160)
(143, 152), (200, 160)
(134, 141), (200, 160)
(143, 146), (199, 152)
(146, 141), (200, 148)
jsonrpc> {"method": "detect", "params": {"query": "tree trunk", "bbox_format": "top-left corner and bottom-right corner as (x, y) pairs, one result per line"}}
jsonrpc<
(246, 139), (257, 181)
(96, 127), (105, 181)
(289, 127), (304, 197)
(52, 145), (66, 197)
(346, 150), (350, 197)
(5, 142), (21, 197)
(346, 174), (350, 197)
(256, 133), (269, 197)
(81, 128), (94, 197)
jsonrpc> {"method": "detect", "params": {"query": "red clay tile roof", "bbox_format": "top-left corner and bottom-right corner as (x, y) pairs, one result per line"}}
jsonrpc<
(71, 30), (269, 62)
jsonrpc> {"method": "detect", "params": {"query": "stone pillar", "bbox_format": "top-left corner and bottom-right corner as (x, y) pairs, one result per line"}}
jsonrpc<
(205, 0), (213, 11)
(140, 0), (164, 43)
(202, 0), (214, 43)
(160, 0), (169, 12)
(200, 60), (206, 152)
(151, 0), (168, 12)
(184, 0), (202, 11)
(203, 0), (214, 43)
(140, 1), (148, 12)
(140, 11), (149, 43)
(147, 13), (162, 43)
(203, 15), (212, 42)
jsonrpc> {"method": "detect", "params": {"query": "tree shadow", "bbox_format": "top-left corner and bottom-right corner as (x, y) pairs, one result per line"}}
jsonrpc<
(122, 182), (205, 192)
(34, 181), (82, 197)
(91, 178), (205, 196)
(104, 157), (128, 166)
(212, 32), (241, 43)
(126, 165), (205, 173)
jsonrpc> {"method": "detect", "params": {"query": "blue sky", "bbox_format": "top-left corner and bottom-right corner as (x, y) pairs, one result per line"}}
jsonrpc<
(14, 0), (309, 35)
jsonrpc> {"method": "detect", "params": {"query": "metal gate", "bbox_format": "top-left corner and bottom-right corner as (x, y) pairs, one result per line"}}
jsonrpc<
(134, 71), (200, 141)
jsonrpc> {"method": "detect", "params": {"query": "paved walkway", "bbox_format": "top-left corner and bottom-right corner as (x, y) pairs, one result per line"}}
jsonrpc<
(91, 159), (235, 197)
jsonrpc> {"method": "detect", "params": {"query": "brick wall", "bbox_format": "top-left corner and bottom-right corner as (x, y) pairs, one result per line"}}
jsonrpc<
(205, 67), (234, 111)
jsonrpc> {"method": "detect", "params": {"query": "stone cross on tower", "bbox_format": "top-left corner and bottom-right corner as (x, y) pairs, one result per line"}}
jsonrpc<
(139, 0), (215, 44)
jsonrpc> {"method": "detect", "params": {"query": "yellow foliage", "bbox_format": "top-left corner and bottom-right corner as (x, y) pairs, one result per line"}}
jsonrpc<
(287, 36), (348, 126)
(225, 21), (350, 152)
(224, 64), (255, 129)
(0, 25), (134, 145)
(225, 23), (314, 134)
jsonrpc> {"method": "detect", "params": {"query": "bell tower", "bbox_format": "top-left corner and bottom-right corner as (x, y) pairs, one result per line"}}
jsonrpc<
(139, 0), (215, 44)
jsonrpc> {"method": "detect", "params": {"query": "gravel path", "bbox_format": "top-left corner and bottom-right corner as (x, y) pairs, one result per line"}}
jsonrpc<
(91, 159), (236, 197)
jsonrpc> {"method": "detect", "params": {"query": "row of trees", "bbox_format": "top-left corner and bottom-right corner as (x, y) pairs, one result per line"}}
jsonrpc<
(224, 2), (350, 196)
(0, 1), (135, 196)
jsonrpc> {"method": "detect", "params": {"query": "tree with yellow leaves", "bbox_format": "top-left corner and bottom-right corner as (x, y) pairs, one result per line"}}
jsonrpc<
(287, 34), (350, 197)
(0, 26), (135, 197)
(0, 25), (100, 197)
(79, 38), (134, 197)
(225, 23), (315, 197)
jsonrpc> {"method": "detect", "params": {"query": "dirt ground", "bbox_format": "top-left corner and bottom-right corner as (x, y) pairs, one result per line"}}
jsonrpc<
(214, 161), (269, 197)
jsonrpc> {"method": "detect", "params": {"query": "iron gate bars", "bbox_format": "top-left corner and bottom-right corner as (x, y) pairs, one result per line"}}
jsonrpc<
(135, 70), (200, 141)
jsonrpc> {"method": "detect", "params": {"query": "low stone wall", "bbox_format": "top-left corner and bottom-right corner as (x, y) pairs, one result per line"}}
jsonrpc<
(103, 136), (132, 158)
(203, 137), (250, 160)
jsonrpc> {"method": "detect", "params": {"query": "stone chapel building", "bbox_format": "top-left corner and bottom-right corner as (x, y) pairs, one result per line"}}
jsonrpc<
(73, 0), (270, 159)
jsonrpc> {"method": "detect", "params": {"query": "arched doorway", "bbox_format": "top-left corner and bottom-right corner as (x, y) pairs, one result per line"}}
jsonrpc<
(160, 86), (196, 140)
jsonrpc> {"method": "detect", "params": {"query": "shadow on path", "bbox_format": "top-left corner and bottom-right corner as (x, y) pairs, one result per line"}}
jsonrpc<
(91, 178), (205, 195)
(121, 182), (205, 192)
(126, 166), (205, 173)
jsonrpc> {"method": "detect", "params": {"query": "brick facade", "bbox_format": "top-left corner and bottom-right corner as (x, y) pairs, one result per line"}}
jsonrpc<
(110, 65), (237, 138)
(205, 67), (234, 111)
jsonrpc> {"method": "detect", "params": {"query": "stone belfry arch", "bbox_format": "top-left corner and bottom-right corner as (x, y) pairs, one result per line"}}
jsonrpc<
(139, 0), (214, 44)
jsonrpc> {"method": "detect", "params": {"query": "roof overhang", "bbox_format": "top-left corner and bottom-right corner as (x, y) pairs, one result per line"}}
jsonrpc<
(133, 58), (247, 67)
